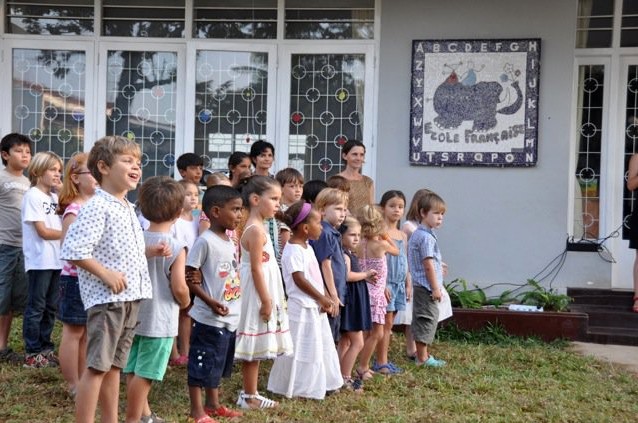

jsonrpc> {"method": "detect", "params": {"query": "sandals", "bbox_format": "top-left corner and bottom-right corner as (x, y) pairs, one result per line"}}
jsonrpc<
(343, 377), (364, 393)
(186, 415), (218, 423)
(204, 405), (242, 418)
(236, 390), (278, 409)
(355, 368), (375, 381)
(372, 362), (404, 375)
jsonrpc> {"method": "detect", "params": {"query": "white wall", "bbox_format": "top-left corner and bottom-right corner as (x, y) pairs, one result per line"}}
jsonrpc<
(375, 0), (610, 291)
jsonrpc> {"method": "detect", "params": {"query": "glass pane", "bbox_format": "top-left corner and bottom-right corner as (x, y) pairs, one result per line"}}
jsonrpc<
(288, 54), (365, 181)
(193, 0), (277, 39)
(105, 50), (178, 184)
(193, 51), (269, 171)
(285, 0), (374, 39)
(574, 65), (604, 239)
(6, 1), (94, 35)
(12, 48), (87, 161)
(576, 0), (614, 48)
(102, 0), (184, 37)
(624, 65), (638, 239)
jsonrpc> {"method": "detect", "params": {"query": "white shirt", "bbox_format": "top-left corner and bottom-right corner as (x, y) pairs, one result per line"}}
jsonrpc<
(281, 241), (325, 308)
(21, 187), (62, 271)
(170, 215), (199, 250)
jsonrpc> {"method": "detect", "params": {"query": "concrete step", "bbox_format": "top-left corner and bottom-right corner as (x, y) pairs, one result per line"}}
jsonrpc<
(586, 326), (638, 346)
(567, 288), (634, 308)
(569, 305), (638, 328)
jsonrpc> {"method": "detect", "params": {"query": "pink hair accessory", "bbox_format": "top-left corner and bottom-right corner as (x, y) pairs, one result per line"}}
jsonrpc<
(291, 202), (312, 229)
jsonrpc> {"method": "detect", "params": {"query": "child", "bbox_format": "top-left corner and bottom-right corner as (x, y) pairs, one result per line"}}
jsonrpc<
(302, 179), (328, 204)
(21, 151), (63, 368)
(177, 152), (205, 205)
(168, 179), (201, 367)
(61, 135), (154, 423)
(186, 185), (245, 422)
(267, 201), (342, 399)
(338, 216), (376, 392)
(374, 190), (409, 374)
(408, 191), (447, 367)
(227, 152), (252, 189)
(249, 140), (275, 177)
(395, 188), (431, 359)
(205, 171), (232, 189)
(0, 133), (31, 364)
(355, 205), (399, 380)
(235, 175), (293, 409)
(56, 153), (97, 393)
(275, 167), (305, 265)
(124, 176), (190, 423)
(327, 175), (351, 194)
(310, 188), (349, 342)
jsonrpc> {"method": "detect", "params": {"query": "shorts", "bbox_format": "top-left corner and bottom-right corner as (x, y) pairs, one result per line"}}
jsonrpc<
(386, 280), (407, 313)
(188, 321), (236, 389)
(86, 301), (140, 372)
(57, 275), (87, 325)
(411, 286), (439, 345)
(123, 335), (173, 381)
(328, 312), (342, 343)
(0, 244), (27, 315)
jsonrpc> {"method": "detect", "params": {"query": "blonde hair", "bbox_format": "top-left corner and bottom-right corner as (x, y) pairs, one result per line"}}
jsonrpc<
(88, 135), (141, 184)
(206, 172), (231, 188)
(57, 153), (88, 214)
(341, 215), (361, 233)
(314, 188), (348, 210)
(357, 204), (384, 238)
(27, 151), (62, 186)
(406, 188), (432, 222)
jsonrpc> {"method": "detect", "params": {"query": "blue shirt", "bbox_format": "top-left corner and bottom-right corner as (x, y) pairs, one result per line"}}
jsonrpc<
(310, 220), (346, 303)
(408, 224), (442, 292)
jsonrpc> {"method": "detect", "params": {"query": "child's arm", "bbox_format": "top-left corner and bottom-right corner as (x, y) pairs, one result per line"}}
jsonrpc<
(628, 154), (638, 191)
(423, 257), (442, 301)
(343, 253), (377, 283)
(146, 241), (171, 258)
(245, 226), (273, 320)
(291, 271), (333, 313)
(320, 259), (342, 317)
(186, 266), (228, 316)
(380, 234), (400, 256)
(71, 258), (127, 294)
(169, 248), (190, 309)
(33, 221), (62, 240)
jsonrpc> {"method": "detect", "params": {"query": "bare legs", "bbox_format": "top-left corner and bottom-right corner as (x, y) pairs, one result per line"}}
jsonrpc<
(375, 312), (395, 366)
(0, 312), (13, 351)
(59, 323), (86, 393)
(125, 374), (152, 423)
(338, 331), (364, 378)
(75, 367), (121, 423)
(356, 323), (384, 376)
(633, 251), (638, 311)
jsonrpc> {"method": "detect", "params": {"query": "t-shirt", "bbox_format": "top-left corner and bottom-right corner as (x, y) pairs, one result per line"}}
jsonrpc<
(136, 232), (186, 338)
(61, 188), (152, 309)
(170, 215), (199, 250)
(187, 230), (241, 331)
(21, 187), (62, 271)
(282, 242), (324, 308)
(310, 220), (346, 303)
(0, 169), (30, 247)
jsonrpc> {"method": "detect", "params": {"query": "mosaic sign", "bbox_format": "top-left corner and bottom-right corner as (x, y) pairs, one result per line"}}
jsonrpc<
(410, 39), (540, 167)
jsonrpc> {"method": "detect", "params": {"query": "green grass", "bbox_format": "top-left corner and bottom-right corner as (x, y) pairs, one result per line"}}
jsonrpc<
(1, 320), (637, 422)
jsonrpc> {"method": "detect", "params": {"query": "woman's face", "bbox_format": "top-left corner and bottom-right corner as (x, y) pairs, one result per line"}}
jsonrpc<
(342, 146), (366, 170)
(230, 157), (252, 180)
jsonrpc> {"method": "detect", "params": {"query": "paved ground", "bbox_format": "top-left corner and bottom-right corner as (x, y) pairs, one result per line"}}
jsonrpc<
(569, 342), (638, 374)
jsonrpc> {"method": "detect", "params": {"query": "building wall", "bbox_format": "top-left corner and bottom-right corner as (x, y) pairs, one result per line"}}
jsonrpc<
(375, 0), (609, 291)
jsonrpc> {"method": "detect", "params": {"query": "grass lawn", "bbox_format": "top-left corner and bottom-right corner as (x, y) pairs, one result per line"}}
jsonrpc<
(1, 319), (637, 423)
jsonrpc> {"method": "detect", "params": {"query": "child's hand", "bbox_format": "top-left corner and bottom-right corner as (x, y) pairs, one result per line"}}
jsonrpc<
(318, 295), (333, 314)
(384, 287), (391, 302)
(442, 262), (449, 277)
(329, 295), (342, 317)
(146, 241), (172, 258)
(431, 287), (442, 302)
(367, 269), (378, 283)
(406, 280), (412, 303)
(212, 303), (229, 316)
(259, 299), (273, 322)
(185, 268), (202, 285)
(103, 269), (127, 294)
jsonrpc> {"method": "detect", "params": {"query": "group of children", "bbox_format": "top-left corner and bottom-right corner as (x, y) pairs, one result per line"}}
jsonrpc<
(0, 133), (450, 423)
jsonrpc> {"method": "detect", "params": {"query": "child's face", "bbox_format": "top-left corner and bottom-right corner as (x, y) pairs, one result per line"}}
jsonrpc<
(383, 196), (405, 223)
(255, 185), (281, 219)
(180, 165), (203, 184)
(73, 164), (98, 196)
(322, 202), (347, 228)
(2, 144), (31, 171)
(183, 183), (199, 211)
(39, 163), (62, 191)
(231, 158), (252, 179)
(102, 153), (142, 192)
(342, 225), (361, 250)
(305, 209), (323, 241)
(281, 180), (303, 204)
(421, 208), (444, 229)
(253, 148), (274, 172)
(213, 197), (244, 231)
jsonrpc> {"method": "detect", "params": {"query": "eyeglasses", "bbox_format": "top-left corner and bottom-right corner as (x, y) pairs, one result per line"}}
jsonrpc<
(74, 171), (92, 175)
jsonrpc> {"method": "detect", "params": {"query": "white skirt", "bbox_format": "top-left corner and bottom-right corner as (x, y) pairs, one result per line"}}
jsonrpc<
(394, 298), (413, 325)
(267, 304), (343, 399)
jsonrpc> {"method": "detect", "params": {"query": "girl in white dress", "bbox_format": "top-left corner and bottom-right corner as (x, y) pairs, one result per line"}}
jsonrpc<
(268, 201), (343, 399)
(235, 176), (293, 409)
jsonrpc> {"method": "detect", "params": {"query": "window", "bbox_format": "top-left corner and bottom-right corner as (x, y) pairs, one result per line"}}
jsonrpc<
(285, 0), (374, 40)
(6, 0), (94, 35)
(193, 0), (277, 39)
(102, 0), (185, 38)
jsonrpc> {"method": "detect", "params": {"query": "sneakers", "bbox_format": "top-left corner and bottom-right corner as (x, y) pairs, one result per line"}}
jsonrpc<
(42, 349), (59, 366)
(140, 412), (166, 423)
(204, 405), (242, 418)
(416, 355), (446, 368)
(0, 347), (23, 364)
(23, 353), (50, 368)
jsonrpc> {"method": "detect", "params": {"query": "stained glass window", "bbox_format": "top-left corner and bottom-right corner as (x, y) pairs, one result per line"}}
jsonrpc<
(288, 54), (365, 180)
(193, 51), (269, 171)
(105, 50), (178, 182)
(12, 48), (87, 161)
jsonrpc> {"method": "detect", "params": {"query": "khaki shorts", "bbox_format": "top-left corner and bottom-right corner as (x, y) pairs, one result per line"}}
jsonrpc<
(86, 301), (140, 372)
(411, 285), (439, 345)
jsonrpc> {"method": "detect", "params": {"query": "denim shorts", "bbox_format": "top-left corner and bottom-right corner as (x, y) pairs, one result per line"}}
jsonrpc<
(123, 335), (173, 381)
(386, 280), (407, 313)
(57, 275), (87, 325)
(187, 320), (235, 389)
(0, 244), (27, 314)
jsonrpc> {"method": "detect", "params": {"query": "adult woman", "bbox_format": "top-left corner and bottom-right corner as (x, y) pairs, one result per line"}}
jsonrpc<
(338, 140), (374, 215)
(627, 154), (638, 312)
